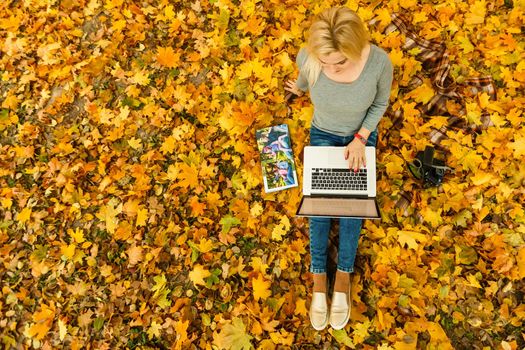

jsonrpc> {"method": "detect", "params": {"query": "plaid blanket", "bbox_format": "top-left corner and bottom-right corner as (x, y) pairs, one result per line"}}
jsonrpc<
(325, 12), (497, 276)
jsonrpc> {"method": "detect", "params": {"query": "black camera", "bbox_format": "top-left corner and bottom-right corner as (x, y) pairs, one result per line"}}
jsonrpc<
(408, 146), (452, 187)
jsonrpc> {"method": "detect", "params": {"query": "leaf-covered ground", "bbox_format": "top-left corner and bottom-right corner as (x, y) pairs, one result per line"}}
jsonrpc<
(1, 0), (524, 349)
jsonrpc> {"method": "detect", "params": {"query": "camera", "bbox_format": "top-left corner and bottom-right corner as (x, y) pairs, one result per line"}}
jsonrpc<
(408, 146), (452, 187)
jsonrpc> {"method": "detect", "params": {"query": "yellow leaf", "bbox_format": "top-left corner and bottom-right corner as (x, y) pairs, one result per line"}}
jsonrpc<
(250, 257), (269, 274)
(58, 318), (67, 341)
(465, 274), (482, 288)
(167, 164), (179, 181)
(397, 230), (427, 250)
(252, 274), (271, 301)
(456, 35), (474, 54)
(465, 0), (486, 25)
(352, 320), (371, 343)
(147, 321), (162, 340)
(112, 19), (127, 31)
(426, 321), (453, 346)
(295, 298), (307, 316)
(127, 137), (142, 150)
(16, 207), (32, 224)
(213, 317), (253, 350)
(189, 264), (211, 287)
(1, 197), (12, 209)
(271, 223), (287, 241)
(385, 155), (404, 178)
(68, 228), (86, 244)
(250, 202), (263, 217)
(509, 133), (525, 158)
(197, 238), (214, 253)
(404, 83), (434, 104)
(470, 171), (494, 186)
(61, 244), (76, 260)
(421, 207), (442, 228)
(131, 69), (150, 86)
(96, 200), (121, 234)
(389, 48), (404, 67)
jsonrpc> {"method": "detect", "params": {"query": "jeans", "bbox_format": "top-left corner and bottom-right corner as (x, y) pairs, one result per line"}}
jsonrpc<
(309, 126), (378, 274)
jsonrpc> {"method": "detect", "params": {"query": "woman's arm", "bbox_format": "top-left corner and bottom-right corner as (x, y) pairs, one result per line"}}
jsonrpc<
(361, 58), (394, 132)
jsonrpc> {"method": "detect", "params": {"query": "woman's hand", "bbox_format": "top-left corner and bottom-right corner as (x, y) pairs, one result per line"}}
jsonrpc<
(344, 139), (366, 172)
(284, 80), (304, 96)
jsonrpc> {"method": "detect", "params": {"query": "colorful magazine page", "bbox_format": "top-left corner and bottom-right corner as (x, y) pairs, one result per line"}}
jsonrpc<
(256, 124), (298, 193)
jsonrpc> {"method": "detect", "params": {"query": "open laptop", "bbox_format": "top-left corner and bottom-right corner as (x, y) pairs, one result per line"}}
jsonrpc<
(296, 146), (381, 219)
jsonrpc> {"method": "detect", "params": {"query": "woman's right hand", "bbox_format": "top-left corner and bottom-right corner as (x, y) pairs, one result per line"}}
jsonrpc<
(284, 80), (304, 96)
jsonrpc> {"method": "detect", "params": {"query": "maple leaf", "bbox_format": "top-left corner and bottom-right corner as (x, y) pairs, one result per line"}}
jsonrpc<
(136, 208), (148, 226)
(252, 274), (271, 301)
(96, 199), (122, 234)
(464, 0), (486, 25)
(27, 303), (55, 340)
(126, 244), (143, 266)
(353, 320), (371, 343)
(189, 264), (211, 287)
(404, 82), (434, 104)
(213, 317), (253, 350)
(220, 215), (241, 233)
(147, 320), (162, 340)
(16, 207), (32, 224)
(173, 320), (189, 350)
(176, 163), (199, 189)
(397, 230), (427, 250)
(156, 46), (180, 68)
(508, 133), (525, 158)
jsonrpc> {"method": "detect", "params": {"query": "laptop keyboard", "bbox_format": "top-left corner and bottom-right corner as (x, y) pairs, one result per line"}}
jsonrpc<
(312, 168), (368, 191)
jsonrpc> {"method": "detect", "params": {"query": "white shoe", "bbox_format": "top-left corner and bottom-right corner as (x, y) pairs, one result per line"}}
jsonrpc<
(329, 284), (351, 330)
(309, 291), (329, 330)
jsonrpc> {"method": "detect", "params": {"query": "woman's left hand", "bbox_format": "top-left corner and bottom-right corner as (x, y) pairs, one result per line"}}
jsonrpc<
(344, 139), (366, 172)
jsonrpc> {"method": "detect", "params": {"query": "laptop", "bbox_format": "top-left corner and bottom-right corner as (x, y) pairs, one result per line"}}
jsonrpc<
(296, 146), (381, 219)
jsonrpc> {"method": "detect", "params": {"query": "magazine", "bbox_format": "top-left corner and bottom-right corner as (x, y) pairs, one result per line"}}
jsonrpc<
(256, 124), (298, 193)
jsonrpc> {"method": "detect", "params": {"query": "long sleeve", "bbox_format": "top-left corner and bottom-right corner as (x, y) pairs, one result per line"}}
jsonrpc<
(296, 48), (309, 92)
(361, 58), (393, 132)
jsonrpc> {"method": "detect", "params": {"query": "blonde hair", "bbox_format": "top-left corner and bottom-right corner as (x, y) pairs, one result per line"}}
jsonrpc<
(302, 7), (370, 87)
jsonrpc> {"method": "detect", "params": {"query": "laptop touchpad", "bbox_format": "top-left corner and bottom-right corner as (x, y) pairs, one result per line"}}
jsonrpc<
(298, 197), (379, 219)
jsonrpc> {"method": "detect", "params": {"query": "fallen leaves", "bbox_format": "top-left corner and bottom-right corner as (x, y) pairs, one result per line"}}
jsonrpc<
(0, 0), (524, 348)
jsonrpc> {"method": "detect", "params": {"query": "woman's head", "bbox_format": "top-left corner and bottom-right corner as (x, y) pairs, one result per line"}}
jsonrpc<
(302, 7), (370, 85)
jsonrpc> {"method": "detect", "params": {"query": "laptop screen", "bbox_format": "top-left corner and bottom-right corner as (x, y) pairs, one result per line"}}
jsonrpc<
(296, 197), (380, 219)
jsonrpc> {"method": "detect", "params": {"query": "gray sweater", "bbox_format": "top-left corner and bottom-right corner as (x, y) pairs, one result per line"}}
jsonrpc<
(296, 45), (393, 136)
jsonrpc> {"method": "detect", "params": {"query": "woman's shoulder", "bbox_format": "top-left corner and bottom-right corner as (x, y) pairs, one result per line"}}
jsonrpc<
(370, 44), (393, 71)
(296, 47), (309, 67)
(370, 44), (390, 62)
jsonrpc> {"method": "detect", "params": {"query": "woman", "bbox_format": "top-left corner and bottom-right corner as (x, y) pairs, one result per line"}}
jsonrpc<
(285, 7), (393, 330)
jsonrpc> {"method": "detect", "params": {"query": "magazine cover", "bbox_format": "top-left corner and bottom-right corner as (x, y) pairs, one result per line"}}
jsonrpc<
(256, 124), (298, 193)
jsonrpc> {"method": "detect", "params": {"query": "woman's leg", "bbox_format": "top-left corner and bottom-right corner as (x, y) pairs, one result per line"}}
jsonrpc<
(308, 126), (341, 292)
(334, 218), (362, 290)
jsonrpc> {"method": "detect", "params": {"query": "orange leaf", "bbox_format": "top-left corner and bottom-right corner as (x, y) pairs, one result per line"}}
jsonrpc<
(126, 244), (143, 266)
(189, 196), (206, 217)
(177, 163), (199, 189)
(157, 46), (180, 68)
(27, 303), (55, 340)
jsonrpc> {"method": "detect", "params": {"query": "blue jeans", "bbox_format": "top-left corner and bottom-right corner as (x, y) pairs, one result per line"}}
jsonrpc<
(309, 126), (378, 274)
